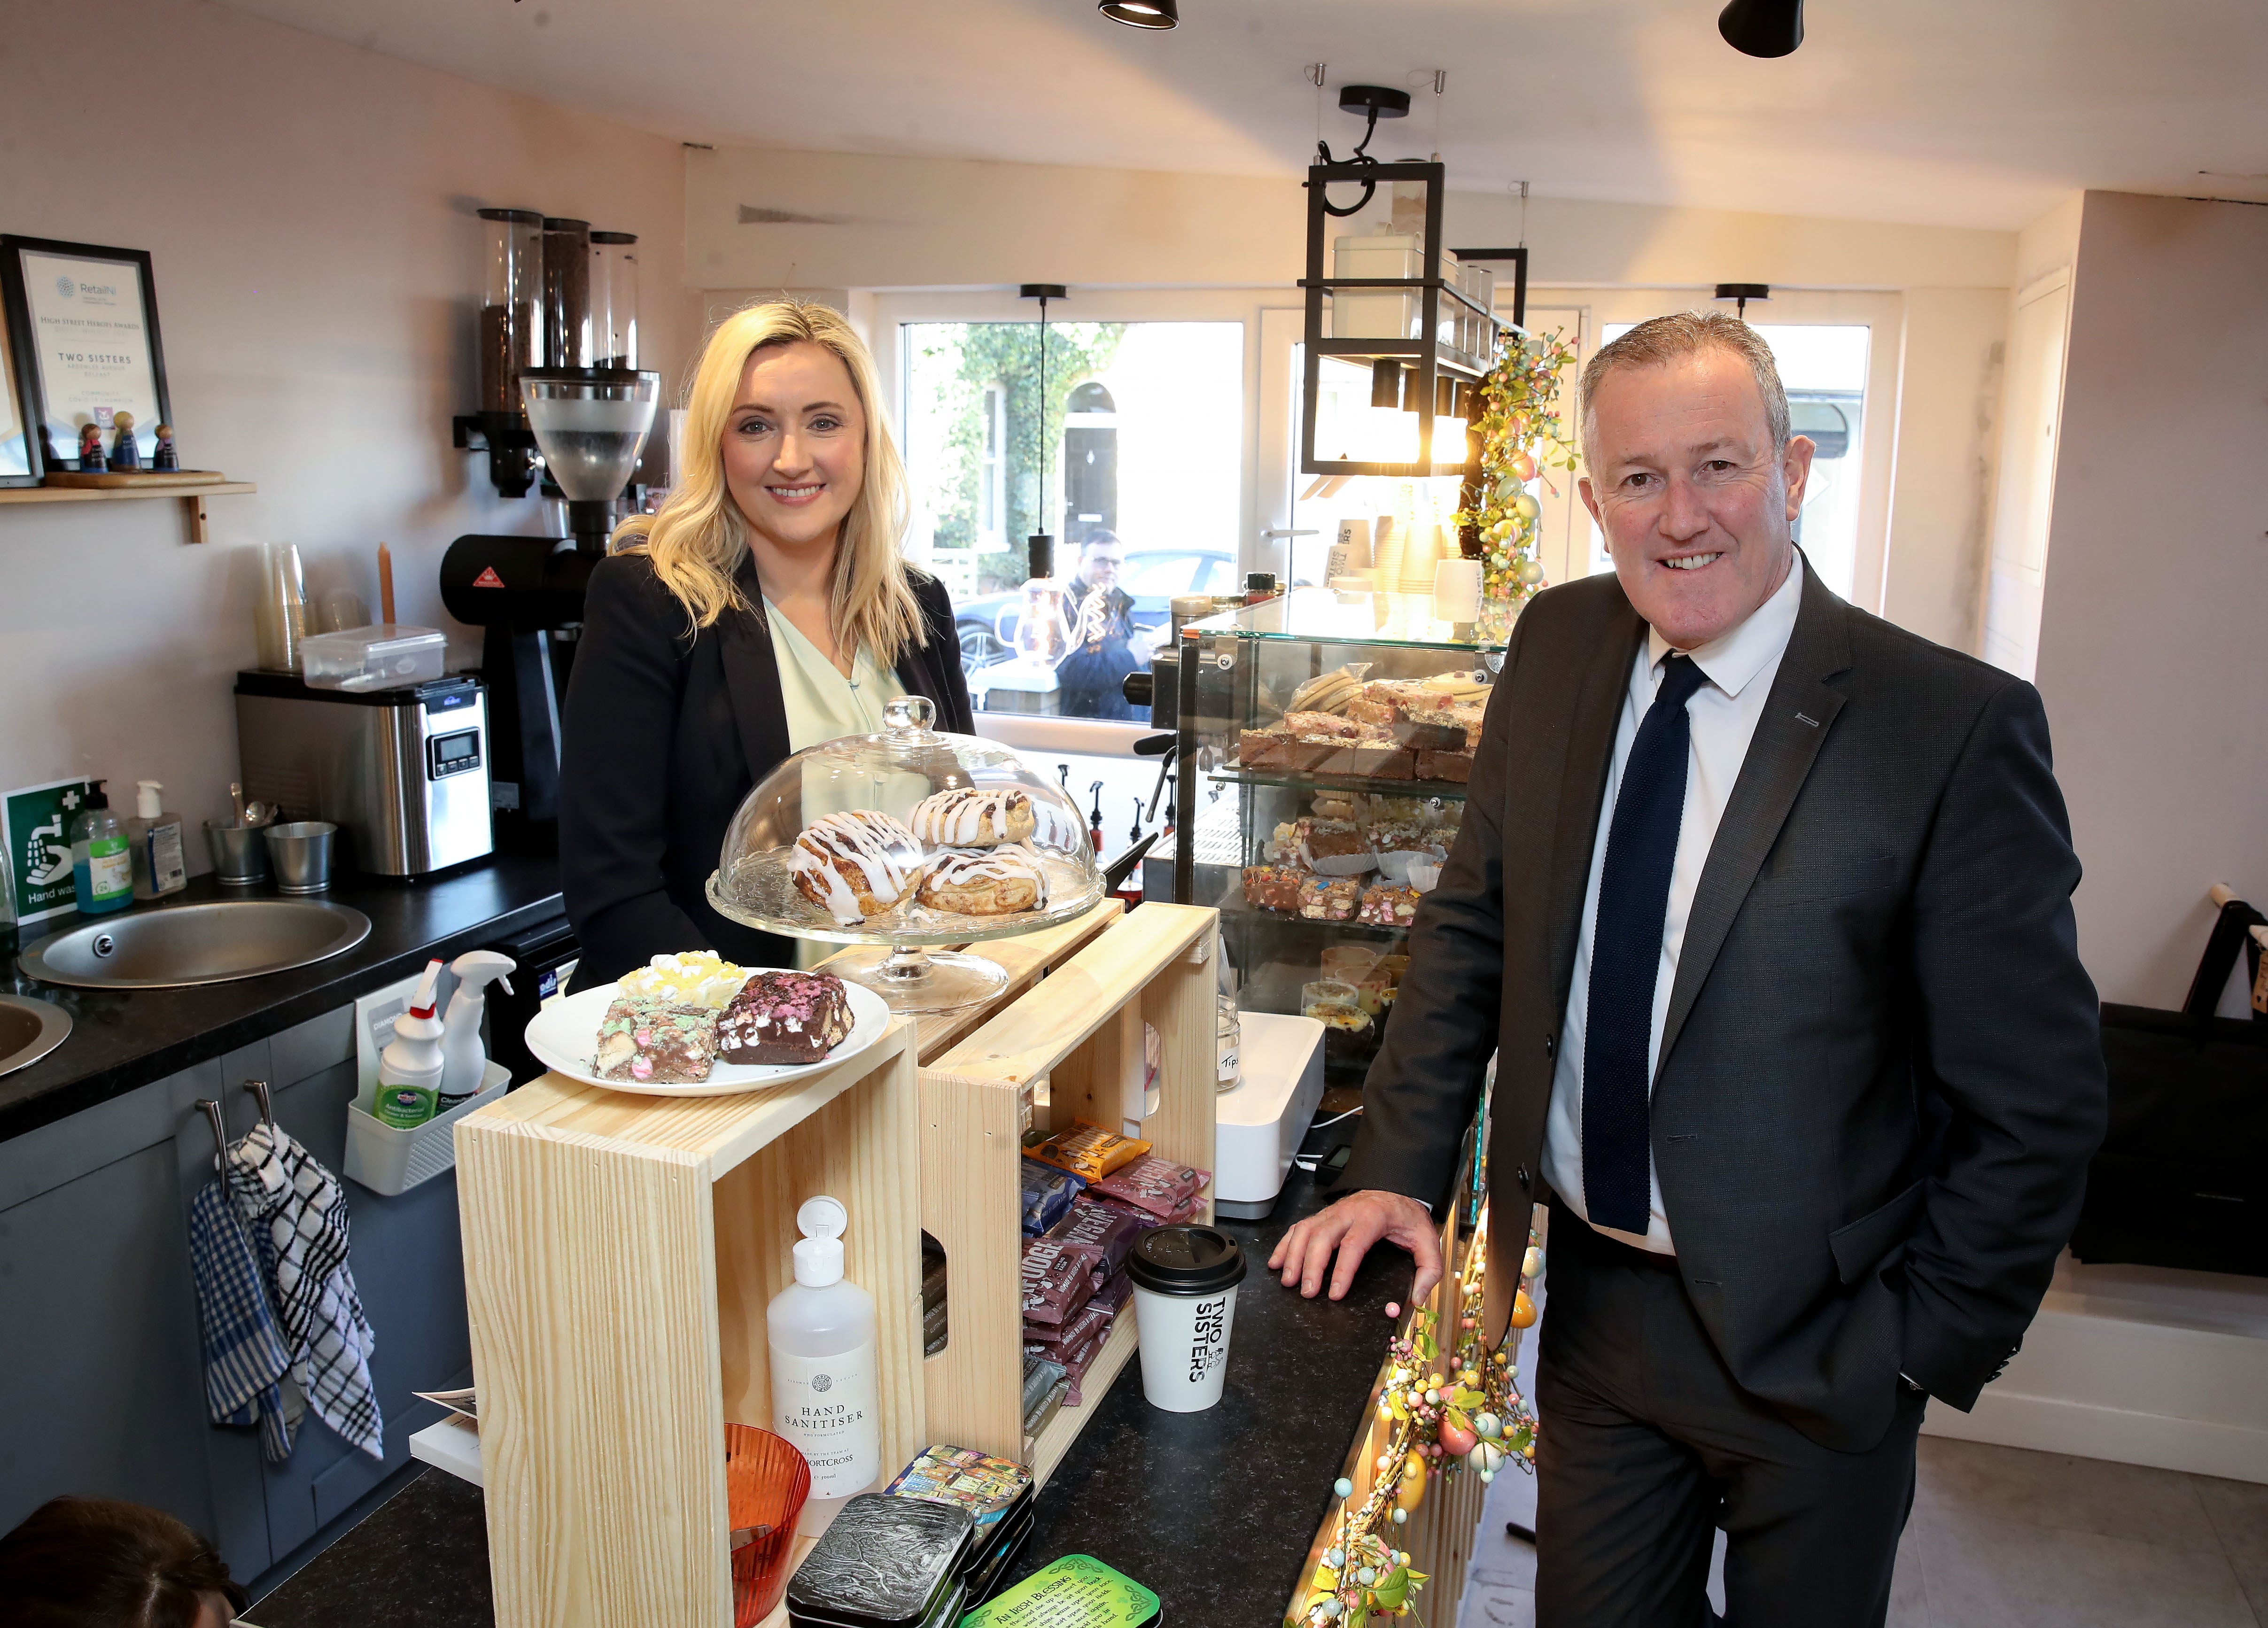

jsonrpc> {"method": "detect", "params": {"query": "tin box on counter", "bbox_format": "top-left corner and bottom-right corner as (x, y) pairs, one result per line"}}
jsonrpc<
(885, 1444), (1036, 1606)
(784, 1492), (975, 1628)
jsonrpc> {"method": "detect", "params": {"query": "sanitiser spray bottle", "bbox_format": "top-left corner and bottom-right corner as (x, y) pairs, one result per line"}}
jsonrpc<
(767, 1194), (880, 1527)
(437, 949), (515, 1110)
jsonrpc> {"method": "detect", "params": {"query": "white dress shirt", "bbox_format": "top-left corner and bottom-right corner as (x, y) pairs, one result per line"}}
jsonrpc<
(1539, 557), (1806, 1255)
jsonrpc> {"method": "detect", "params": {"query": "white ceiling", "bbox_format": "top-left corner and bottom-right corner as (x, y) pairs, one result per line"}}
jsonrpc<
(217, 0), (2268, 231)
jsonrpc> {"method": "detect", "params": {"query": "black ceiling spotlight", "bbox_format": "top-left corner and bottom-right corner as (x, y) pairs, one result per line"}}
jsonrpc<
(1717, 0), (1804, 57)
(1715, 282), (1771, 319)
(1098, 0), (1177, 28)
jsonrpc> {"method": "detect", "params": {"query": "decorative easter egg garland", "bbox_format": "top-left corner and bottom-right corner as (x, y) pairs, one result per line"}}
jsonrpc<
(1453, 328), (1580, 609)
(1289, 1205), (1544, 1628)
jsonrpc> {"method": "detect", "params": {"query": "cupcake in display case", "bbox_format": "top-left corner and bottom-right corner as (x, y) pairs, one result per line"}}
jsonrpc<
(707, 695), (1103, 1011)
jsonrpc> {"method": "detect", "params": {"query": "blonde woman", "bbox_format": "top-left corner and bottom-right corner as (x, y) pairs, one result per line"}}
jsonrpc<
(559, 300), (971, 985)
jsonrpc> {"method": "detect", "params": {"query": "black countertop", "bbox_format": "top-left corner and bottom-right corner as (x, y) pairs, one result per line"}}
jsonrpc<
(248, 1116), (1401, 1628)
(1, 856), (567, 1143)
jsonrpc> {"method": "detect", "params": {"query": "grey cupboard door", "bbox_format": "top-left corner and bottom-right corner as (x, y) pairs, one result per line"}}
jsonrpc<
(252, 1017), (471, 1568)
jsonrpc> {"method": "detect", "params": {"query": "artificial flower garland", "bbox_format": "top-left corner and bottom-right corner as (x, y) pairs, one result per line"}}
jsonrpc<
(1289, 1206), (1545, 1628)
(1454, 329), (1580, 607)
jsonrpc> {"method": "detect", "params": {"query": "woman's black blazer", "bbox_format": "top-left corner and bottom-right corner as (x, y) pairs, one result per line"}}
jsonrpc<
(558, 549), (973, 988)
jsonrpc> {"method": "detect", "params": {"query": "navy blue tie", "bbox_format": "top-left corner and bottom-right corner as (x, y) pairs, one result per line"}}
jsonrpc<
(1582, 652), (1710, 1235)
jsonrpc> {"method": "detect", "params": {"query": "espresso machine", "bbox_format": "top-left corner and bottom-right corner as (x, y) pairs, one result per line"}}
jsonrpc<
(441, 367), (660, 848)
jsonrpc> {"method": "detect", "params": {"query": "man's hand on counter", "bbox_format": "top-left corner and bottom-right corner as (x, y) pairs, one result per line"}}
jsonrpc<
(1269, 1189), (1443, 1305)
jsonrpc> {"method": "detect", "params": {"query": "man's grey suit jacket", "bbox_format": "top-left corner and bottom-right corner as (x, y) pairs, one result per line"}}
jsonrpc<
(1339, 561), (2107, 1452)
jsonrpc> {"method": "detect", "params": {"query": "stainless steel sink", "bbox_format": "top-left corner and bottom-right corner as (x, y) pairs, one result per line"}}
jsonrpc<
(0, 994), (70, 1075)
(19, 899), (373, 990)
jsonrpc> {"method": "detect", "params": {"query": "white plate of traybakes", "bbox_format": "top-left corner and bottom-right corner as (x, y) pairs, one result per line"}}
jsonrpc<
(523, 973), (892, 1096)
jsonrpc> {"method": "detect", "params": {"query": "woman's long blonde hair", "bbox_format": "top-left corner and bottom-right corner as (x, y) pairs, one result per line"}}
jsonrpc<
(614, 299), (925, 667)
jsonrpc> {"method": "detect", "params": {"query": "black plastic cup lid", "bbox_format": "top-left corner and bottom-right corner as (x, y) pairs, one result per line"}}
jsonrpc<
(1126, 1225), (1246, 1296)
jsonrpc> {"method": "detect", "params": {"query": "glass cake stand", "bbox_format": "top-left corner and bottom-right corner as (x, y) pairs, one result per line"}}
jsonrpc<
(707, 696), (1105, 1013)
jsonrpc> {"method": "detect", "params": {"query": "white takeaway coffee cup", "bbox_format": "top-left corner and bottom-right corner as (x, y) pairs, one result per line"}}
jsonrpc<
(1126, 1224), (1248, 1413)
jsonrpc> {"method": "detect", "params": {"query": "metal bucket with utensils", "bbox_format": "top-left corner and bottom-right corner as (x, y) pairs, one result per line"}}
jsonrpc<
(205, 820), (272, 886)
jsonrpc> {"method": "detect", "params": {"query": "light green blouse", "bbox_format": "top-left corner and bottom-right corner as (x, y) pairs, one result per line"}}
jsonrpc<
(764, 599), (909, 969)
(763, 596), (906, 749)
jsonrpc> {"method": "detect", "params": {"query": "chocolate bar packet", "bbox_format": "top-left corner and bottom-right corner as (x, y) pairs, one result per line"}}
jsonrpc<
(1019, 1237), (1095, 1327)
(1092, 1268), (1134, 1316)
(1025, 1117), (1152, 1184)
(1044, 1199), (1141, 1281)
(1092, 1153), (1211, 1220)
(1023, 1300), (1111, 1352)
(1020, 1155), (1086, 1236)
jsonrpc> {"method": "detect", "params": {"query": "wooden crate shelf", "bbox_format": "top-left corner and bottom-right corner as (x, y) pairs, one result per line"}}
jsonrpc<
(918, 900), (1221, 1478)
(457, 1018), (926, 1628)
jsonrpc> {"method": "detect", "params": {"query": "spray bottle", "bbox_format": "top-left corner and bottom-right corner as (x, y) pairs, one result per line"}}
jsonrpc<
(375, 959), (447, 1129)
(438, 950), (516, 1110)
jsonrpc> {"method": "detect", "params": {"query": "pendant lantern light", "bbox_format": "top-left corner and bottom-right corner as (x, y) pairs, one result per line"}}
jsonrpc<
(1717, 0), (1804, 57)
(1099, 0), (1178, 28)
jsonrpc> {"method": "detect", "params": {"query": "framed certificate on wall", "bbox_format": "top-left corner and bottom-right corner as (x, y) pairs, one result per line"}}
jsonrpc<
(0, 236), (172, 475)
(0, 310), (33, 486)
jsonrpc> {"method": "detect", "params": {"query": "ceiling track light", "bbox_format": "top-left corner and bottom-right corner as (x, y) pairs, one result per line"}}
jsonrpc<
(1099, 0), (1177, 28)
(1717, 0), (1804, 57)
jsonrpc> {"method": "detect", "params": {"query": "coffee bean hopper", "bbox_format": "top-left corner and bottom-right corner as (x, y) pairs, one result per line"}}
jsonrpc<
(440, 367), (659, 849)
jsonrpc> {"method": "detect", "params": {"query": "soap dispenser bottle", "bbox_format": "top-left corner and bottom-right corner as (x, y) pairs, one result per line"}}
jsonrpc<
(70, 781), (132, 916)
(767, 1194), (881, 1521)
(126, 780), (188, 900)
(375, 959), (448, 1128)
(438, 949), (516, 1109)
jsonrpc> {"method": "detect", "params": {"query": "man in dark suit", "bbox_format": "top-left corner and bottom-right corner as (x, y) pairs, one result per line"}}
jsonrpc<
(1269, 311), (2105, 1626)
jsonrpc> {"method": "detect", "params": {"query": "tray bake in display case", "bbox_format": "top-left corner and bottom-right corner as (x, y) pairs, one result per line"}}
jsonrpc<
(1169, 588), (1510, 1081)
(709, 695), (1104, 1012)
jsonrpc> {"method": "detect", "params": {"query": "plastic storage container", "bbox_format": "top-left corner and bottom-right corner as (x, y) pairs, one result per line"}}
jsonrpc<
(1332, 234), (1460, 345)
(300, 623), (448, 690)
(344, 1059), (508, 1195)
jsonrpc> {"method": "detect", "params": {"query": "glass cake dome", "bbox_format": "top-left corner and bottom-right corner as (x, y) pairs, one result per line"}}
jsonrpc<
(707, 695), (1104, 1011)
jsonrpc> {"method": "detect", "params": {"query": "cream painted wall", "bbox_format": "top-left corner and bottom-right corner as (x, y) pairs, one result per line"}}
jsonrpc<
(1881, 288), (2010, 652)
(688, 145), (2019, 653)
(687, 147), (2014, 294)
(2031, 192), (2268, 1008)
(0, 0), (688, 873)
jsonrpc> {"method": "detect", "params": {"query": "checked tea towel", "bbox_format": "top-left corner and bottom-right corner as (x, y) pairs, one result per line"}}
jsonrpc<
(225, 1120), (384, 1459)
(187, 1178), (296, 1461)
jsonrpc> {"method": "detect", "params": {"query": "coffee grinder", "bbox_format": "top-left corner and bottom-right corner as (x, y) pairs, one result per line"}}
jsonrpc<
(440, 367), (659, 847)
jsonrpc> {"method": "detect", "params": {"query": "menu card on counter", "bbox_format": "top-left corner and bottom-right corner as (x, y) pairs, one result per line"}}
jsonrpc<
(959, 1554), (1161, 1627)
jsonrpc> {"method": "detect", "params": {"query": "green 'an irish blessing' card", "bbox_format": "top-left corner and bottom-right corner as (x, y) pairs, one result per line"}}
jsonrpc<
(961, 1555), (1161, 1627)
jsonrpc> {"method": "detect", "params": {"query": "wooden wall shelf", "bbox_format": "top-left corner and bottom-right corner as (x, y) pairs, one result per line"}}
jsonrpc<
(0, 480), (256, 543)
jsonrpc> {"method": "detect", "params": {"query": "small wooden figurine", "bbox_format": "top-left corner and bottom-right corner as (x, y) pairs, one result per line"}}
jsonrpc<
(150, 422), (178, 471)
(77, 422), (107, 473)
(108, 411), (140, 470)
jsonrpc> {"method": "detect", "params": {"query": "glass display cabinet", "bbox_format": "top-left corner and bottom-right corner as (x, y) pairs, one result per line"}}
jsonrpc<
(1170, 588), (1512, 1083)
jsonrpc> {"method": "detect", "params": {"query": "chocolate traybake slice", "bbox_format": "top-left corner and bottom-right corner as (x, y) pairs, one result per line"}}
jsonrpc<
(715, 970), (853, 1065)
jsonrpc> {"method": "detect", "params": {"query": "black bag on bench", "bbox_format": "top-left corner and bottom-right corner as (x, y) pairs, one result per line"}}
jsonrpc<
(2068, 896), (2268, 1278)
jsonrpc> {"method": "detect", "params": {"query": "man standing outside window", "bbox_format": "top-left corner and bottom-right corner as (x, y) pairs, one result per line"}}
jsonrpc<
(1056, 529), (1146, 720)
(1268, 312), (2105, 1627)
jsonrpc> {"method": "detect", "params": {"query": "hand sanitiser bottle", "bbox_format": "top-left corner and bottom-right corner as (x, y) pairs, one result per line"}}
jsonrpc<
(70, 781), (132, 916)
(126, 781), (188, 900)
(768, 1195), (881, 1529)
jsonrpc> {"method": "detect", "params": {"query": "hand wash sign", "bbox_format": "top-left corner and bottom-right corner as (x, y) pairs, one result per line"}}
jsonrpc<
(5, 777), (99, 924)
